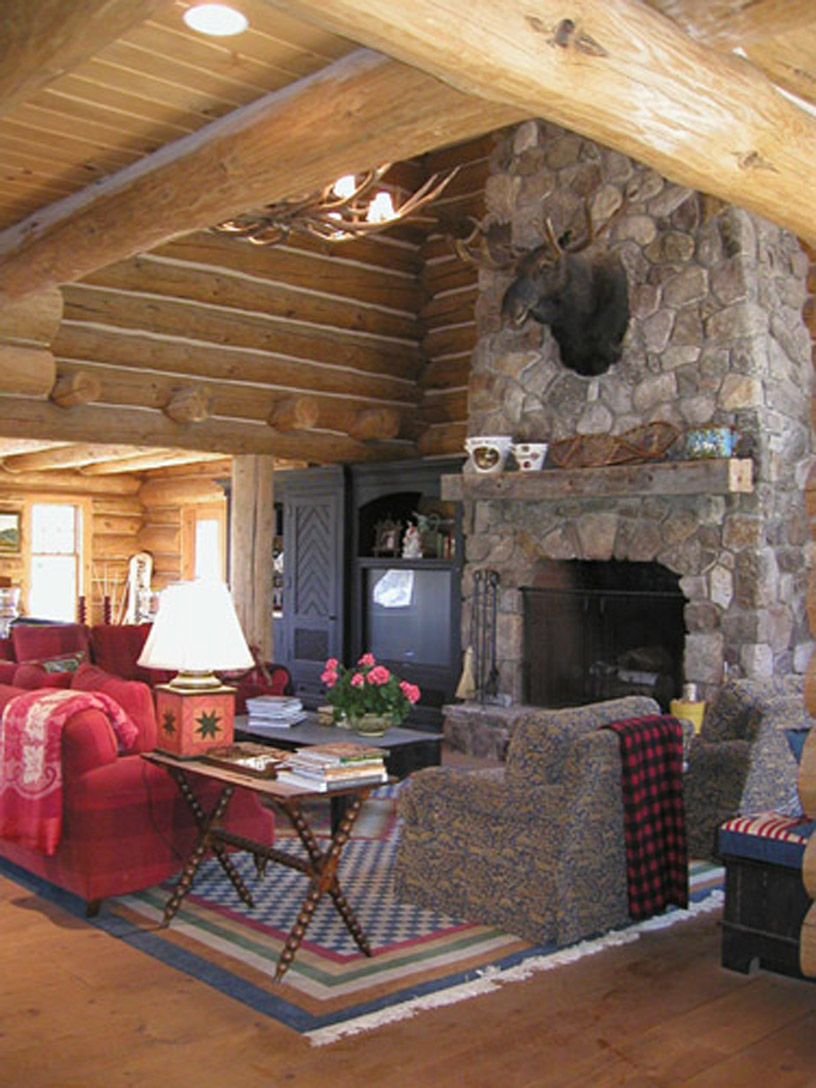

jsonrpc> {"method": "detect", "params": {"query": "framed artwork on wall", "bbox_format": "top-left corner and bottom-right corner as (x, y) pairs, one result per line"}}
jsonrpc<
(0, 512), (21, 554)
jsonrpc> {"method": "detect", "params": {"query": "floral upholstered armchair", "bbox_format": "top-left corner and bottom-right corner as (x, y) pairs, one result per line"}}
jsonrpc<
(393, 695), (661, 948)
(683, 677), (806, 860)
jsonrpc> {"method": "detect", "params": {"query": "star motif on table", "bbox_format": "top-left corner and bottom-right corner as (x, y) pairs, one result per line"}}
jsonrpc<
(195, 710), (222, 739)
(161, 710), (176, 735)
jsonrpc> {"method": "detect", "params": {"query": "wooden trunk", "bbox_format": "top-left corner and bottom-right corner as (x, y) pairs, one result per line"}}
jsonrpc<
(720, 853), (813, 981)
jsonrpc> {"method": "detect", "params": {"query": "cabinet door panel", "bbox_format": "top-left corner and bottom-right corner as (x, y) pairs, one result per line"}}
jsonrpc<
(280, 469), (345, 706)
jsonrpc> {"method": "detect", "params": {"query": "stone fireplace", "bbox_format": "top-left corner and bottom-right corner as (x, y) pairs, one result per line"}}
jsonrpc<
(449, 120), (814, 710)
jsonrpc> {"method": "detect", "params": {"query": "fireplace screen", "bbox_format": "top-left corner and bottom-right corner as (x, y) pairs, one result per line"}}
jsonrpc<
(522, 561), (685, 710)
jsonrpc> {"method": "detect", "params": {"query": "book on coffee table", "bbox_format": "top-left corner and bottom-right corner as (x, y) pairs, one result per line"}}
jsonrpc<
(277, 742), (388, 791)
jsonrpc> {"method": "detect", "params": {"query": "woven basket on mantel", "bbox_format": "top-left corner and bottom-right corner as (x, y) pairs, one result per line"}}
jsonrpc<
(548, 422), (679, 469)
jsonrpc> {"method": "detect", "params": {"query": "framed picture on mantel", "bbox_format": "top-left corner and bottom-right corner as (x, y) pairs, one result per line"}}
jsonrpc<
(0, 512), (21, 554)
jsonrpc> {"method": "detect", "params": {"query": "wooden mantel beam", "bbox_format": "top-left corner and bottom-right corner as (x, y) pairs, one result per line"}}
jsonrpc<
(0, 0), (172, 118)
(0, 50), (522, 300)
(269, 0), (816, 246)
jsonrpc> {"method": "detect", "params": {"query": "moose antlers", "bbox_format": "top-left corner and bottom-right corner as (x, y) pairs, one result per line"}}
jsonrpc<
(451, 183), (640, 377)
(451, 184), (633, 272)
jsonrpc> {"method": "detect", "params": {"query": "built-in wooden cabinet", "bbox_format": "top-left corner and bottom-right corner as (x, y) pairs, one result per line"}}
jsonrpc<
(278, 459), (463, 728)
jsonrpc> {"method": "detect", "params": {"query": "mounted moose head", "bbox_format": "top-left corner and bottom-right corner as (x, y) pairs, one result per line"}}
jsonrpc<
(454, 196), (631, 377)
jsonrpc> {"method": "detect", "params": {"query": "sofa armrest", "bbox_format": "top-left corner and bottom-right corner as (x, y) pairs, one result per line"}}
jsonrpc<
(398, 765), (569, 835)
(554, 730), (630, 943)
(398, 766), (514, 825)
(685, 736), (751, 793)
(683, 737), (752, 858)
(61, 710), (120, 778)
(71, 663), (157, 751)
(0, 661), (17, 685)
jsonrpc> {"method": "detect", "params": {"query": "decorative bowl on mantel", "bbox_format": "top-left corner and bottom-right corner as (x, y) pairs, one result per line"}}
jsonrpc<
(464, 435), (513, 474)
(512, 442), (548, 471)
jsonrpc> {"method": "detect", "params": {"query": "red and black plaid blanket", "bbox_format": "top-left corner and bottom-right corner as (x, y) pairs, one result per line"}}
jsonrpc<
(602, 714), (688, 921)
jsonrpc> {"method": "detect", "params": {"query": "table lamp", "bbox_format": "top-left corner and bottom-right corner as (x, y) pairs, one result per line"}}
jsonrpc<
(138, 578), (253, 757)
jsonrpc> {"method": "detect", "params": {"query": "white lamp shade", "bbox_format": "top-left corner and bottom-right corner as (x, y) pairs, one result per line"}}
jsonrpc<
(138, 579), (253, 681)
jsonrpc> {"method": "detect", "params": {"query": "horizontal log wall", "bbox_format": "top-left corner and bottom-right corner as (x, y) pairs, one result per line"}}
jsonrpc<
(137, 459), (230, 596)
(0, 469), (142, 624)
(50, 213), (427, 461)
(416, 133), (495, 457)
(0, 457), (230, 625)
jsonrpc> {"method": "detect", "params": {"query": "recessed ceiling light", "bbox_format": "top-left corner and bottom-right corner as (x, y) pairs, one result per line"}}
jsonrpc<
(183, 4), (249, 36)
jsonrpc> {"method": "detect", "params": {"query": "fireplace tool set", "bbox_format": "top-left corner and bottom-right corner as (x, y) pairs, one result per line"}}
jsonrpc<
(465, 568), (500, 704)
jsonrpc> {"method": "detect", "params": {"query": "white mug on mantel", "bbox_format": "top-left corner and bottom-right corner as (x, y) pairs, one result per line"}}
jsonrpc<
(512, 442), (548, 471)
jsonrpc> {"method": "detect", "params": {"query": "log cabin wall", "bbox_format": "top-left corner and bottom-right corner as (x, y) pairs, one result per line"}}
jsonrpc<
(0, 458), (232, 625)
(50, 195), (427, 464)
(38, 136), (493, 466)
(137, 459), (231, 596)
(416, 134), (495, 457)
(0, 469), (141, 624)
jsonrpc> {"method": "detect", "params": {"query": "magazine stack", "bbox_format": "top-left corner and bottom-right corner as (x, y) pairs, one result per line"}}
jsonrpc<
(245, 695), (306, 731)
(277, 742), (388, 792)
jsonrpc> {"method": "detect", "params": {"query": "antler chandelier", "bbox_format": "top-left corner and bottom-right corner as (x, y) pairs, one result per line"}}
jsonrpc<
(215, 164), (457, 246)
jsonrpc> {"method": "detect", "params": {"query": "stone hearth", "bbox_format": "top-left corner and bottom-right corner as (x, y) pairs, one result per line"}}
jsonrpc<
(452, 120), (814, 707)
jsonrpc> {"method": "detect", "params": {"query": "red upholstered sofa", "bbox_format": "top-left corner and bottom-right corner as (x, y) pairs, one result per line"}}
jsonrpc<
(0, 665), (276, 913)
(0, 621), (292, 710)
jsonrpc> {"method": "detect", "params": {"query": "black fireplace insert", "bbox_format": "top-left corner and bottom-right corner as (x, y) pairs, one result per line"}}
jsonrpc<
(522, 560), (685, 710)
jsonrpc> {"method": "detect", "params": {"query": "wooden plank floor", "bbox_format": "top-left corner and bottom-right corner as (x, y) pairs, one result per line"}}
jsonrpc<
(1, 873), (815, 1087)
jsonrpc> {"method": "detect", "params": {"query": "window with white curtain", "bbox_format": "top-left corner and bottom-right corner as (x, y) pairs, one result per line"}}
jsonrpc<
(28, 502), (83, 621)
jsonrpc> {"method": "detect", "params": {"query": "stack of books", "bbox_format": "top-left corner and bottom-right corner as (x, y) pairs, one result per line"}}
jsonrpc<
(245, 695), (306, 731)
(277, 742), (388, 792)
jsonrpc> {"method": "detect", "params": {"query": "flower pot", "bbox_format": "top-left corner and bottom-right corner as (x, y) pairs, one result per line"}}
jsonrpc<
(351, 713), (391, 737)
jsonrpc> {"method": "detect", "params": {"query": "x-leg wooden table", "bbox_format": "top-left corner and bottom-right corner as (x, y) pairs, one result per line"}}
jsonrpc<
(142, 751), (377, 981)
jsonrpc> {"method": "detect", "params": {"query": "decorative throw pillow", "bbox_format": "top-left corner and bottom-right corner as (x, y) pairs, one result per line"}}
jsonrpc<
(41, 651), (86, 674)
(785, 728), (811, 764)
(13, 663), (73, 689)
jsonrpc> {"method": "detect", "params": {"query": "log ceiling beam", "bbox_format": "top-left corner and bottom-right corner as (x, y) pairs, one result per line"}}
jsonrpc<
(0, 50), (523, 300)
(645, 1), (816, 50)
(266, 0), (816, 246)
(81, 449), (228, 476)
(1, 442), (145, 474)
(0, 397), (415, 464)
(0, 0), (173, 118)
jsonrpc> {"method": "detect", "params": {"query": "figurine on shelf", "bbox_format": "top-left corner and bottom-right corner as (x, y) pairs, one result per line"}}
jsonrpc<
(402, 522), (423, 559)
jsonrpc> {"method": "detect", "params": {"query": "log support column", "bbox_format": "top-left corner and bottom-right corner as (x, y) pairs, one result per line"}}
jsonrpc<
(229, 454), (275, 662)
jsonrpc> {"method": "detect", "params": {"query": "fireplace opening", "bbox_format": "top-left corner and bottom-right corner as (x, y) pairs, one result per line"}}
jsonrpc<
(522, 560), (685, 710)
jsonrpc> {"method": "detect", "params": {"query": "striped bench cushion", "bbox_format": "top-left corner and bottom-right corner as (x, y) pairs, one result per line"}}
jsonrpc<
(719, 811), (816, 868)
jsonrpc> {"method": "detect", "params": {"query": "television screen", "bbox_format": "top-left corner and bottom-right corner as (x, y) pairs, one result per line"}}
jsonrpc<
(364, 568), (452, 668)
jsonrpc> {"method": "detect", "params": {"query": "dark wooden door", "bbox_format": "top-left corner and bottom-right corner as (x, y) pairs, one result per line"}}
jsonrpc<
(280, 467), (346, 707)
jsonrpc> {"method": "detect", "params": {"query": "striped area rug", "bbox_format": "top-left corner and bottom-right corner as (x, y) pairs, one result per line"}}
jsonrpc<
(93, 786), (724, 1044)
(0, 786), (724, 1046)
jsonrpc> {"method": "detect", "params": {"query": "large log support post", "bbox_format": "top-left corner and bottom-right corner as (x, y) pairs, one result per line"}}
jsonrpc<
(230, 454), (275, 662)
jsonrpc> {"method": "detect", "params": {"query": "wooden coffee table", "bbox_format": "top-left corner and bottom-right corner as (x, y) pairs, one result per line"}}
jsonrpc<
(143, 750), (385, 981)
(235, 714), (442, 777)
(235, 714), (442, 832)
